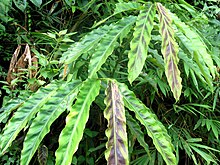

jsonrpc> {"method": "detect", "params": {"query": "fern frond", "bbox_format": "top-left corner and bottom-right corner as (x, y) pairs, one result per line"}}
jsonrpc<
(157, 3), (182, 101)
(104, 80), (128, 165)
(128, 4), (156, 83)
(88, 16), (136, 78)
(0, 82), (61, 154)
(20, 80), (81, 165)
(60, 25), (110, 64)
(55, 79), (100, 165)
(118, 82), (177, 165)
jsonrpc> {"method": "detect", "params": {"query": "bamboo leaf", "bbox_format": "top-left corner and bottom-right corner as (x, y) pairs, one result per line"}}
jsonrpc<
(55, 79), (100, 165)
(104, 80), (129, 165)
(118, 82), (177, 165)
(60, 25), (110, 64)
(156, 3), (182, 101)
(88, 16), (136, 78)
(173, 27), (213, 90)
(190, 146), (217, 164)
(179, 50), (205, 82)
(128, 4), (156, 83)
(0, 82), (61, 154)
(20, 80), (81, 165)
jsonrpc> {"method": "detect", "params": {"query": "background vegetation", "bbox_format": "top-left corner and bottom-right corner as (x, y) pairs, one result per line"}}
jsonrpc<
(0, 0), (219, 165)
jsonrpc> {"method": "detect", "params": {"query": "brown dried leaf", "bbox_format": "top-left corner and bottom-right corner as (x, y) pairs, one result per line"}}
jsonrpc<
(6, 45), (21, 84)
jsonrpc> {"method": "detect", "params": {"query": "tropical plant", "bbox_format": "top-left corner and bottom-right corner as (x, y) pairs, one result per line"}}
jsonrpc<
(0, 0), (219, 165)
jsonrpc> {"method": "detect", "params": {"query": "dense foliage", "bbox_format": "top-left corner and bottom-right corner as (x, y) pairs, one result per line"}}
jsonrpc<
(0, 0), (219, 165)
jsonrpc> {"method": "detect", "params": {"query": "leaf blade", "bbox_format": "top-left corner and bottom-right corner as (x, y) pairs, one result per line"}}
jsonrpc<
(118, 82), (177, 165)
(88, 16), (136, 78)
(0, 82), (60, 154)
(60, 25), (110, 64)
(20, 80), (81, 165)
(157, 3), (182, 101)
(104, 80), (129, 165)
(128, 4), (156, 83)
(171, 12), (214, 90)
(55, 79), (100, 165)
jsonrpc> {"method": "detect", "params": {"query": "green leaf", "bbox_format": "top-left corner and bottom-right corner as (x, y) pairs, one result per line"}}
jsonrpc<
(13, 0), (27, 12)
(20, 80), (81, 165)
(157, 3), (182, 101)
(55, 79), (101, 165)
(118, 82), (177, 165)
(104, 80), (129, 165)
(88, 16), (136, 78)
(92, 2), (142, 28)
(0, 24), (5, 31)
(179, 50), (206, 86)
(30, 0), (42, 7)
(171, 12), (214, 90)
(114, 2), (143, 14)
(190, 146), (217, 164)
(60, 25), (110, 64)
(126, 111), (149, 153)
(173, 14), (215, 78)
(128, 4), (156, 83)
(0, 96), (27, 123)
(0, 82), (61, 154)
(190, 143), (220, 153)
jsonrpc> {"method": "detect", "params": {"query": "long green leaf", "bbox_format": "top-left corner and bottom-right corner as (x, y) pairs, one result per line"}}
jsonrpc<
(88, 16), (136, 78)
(114, 2), (143, 14)
(60, 25), (110, 64)
(55, 79), (100, 165)
(104, 80), (129, 165)
(157, 3), (182, 101)
(0, 95), (28, 123)
(20, 80), (81, 165)
(0, 82), (61, 154)
(190, 146), (217, 164)
(170, 13), (215, 78)
(118, 82), (177, 165)
(128, 4), (156, 83)
(179, 50), (206, 87)
(126, 111), (149, 153)
(92, 2), (142, 28)
(171, 17), (213, 90)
